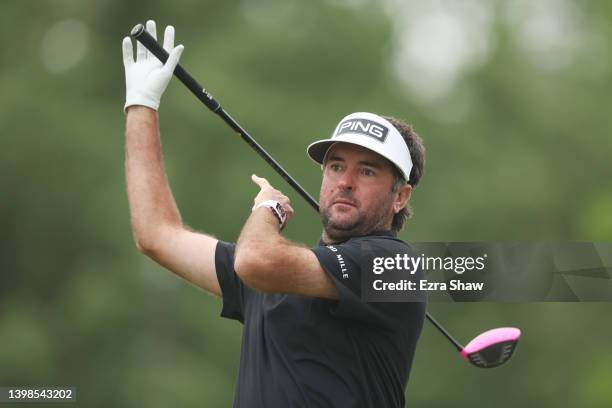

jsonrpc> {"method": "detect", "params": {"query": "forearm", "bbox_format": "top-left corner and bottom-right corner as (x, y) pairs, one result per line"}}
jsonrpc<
(235, 209), (288, 287)
(237, 208), (285, 255)
(125, 106), (182, 250)
(235, 209), (337, 298)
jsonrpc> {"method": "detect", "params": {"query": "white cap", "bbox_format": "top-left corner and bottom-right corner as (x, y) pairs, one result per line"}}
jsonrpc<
(306, 112), (413, 181)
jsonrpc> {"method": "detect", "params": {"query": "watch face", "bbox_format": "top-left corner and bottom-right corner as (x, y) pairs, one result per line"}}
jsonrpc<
(275, 202), (286, 218)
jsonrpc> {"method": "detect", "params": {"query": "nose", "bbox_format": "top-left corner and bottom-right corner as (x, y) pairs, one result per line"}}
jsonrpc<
(336, 168), (355, 191)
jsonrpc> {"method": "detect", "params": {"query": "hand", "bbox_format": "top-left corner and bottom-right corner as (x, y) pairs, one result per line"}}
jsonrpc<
(251, 175), (294, 223)
(122, 20), (184, 111)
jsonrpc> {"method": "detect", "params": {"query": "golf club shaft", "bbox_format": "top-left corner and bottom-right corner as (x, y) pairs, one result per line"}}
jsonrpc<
(130, 24), (318, 210)
(130, 23), (463, 351)
(426, 314), (463, 352)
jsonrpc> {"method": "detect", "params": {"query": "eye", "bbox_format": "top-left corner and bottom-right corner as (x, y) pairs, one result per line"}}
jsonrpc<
(329, 163), (342, 172)
(361, 167), (376, 177)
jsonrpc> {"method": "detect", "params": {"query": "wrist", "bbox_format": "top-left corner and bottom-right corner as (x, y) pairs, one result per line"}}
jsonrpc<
(124, 91), (160, 112)
(125, 105), (157, 115)
(253, 200), (287, 229)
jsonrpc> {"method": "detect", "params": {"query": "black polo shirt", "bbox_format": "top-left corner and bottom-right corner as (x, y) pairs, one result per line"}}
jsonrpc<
(215, 231), (426, 408)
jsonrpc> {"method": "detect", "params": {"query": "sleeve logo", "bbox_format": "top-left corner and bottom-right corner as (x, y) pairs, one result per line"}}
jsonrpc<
(327, 245), (349, 279)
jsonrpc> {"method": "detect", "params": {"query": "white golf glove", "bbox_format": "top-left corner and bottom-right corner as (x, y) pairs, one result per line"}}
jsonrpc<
(122, 20), (184, 111)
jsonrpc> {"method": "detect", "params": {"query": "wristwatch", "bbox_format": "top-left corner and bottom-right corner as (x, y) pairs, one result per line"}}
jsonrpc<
(253, 200), (287, 229)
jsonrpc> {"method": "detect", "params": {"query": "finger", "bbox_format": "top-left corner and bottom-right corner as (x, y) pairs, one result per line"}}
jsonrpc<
(285, 204), (295, 216)
(163, 25), (175, 52)
(122, 37), (133, 67)
(251, 174), (271, 189)
(276, 193), (289, 205)
(282, 205), (294, 229)
(136, 23), (149, 62)
(280, 198), (291, 209)
(146, 19), (157, 40)
(145, 20), (157, 59)
(163, 45), (183, 74)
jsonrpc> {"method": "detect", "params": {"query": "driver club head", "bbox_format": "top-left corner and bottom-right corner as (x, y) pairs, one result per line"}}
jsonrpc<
(460, 327), (521, 368)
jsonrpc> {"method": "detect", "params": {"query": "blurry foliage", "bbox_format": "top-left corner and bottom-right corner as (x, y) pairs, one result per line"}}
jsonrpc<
(1, 0), (611, 407)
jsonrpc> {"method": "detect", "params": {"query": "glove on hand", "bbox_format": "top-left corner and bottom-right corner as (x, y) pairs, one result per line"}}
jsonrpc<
(122, 20), (184, 111)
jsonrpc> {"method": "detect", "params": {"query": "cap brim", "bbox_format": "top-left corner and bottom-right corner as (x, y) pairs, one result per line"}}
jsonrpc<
(306, 139), (337, 165)
(306, 112), (413, 181)
(307, 135), (412, 181)
(307, 138), (411, 177)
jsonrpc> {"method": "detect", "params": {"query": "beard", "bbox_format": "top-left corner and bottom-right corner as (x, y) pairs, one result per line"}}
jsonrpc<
(320, 192), (395, 243)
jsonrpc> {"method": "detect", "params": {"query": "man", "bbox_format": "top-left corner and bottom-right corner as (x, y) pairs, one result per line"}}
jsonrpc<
(123, 20), (426, 407)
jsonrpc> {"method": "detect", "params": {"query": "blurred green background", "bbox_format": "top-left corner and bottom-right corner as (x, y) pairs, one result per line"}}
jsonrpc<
(2, 0), (611, 406)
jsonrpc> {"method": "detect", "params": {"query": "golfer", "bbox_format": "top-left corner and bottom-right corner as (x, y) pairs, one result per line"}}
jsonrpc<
(123, 20), (426, 407)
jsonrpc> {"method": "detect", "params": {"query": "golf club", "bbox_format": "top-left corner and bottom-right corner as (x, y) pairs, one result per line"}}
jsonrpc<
(129, 22), (521, 368)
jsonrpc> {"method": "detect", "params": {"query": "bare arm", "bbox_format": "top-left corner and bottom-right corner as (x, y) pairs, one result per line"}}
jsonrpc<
(125, 106), (221, 296)
(234, 176), (337, 299)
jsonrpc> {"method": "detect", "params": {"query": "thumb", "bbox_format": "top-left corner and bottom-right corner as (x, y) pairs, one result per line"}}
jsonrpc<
(164, 44), (184, 74)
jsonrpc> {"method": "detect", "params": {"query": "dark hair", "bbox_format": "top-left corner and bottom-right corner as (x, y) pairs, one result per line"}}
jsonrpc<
(383, 116), (425, 232)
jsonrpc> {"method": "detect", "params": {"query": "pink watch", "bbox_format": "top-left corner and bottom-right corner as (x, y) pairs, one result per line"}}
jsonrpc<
(254, 200), (287, 228)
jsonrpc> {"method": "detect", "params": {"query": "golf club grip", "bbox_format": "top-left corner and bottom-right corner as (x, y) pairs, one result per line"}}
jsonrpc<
(129, 23), (445, 341)
(130, 24), (220, 112)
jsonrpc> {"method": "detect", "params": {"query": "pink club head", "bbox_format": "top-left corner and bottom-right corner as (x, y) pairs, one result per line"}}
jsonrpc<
(460, 328), (521, 368)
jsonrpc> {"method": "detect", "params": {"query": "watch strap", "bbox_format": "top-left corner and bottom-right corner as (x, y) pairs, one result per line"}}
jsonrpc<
(254, 200), (287, 228)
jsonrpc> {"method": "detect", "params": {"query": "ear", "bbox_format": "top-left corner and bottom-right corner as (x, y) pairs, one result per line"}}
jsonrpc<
(393, 184), (412, 214)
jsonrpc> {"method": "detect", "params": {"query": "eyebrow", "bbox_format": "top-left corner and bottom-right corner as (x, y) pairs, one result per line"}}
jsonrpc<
(326, 155), (383, 169)
(326, 154), (344, 162)
(359, 160), (383, 169)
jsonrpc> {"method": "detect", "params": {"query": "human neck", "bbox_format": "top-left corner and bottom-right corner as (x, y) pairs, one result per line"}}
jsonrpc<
(321, 226), (392, 245)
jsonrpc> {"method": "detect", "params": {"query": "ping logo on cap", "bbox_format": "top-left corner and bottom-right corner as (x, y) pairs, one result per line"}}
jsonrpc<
(335, 119), (389, 142)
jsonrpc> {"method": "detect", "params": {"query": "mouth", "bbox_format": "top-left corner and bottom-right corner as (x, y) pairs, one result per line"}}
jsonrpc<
(333, 200), (357, 208)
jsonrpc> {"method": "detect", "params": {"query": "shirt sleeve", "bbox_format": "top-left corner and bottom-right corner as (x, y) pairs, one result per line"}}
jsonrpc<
(311, 237), (425, 330)
(215, 240), (253, 324)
